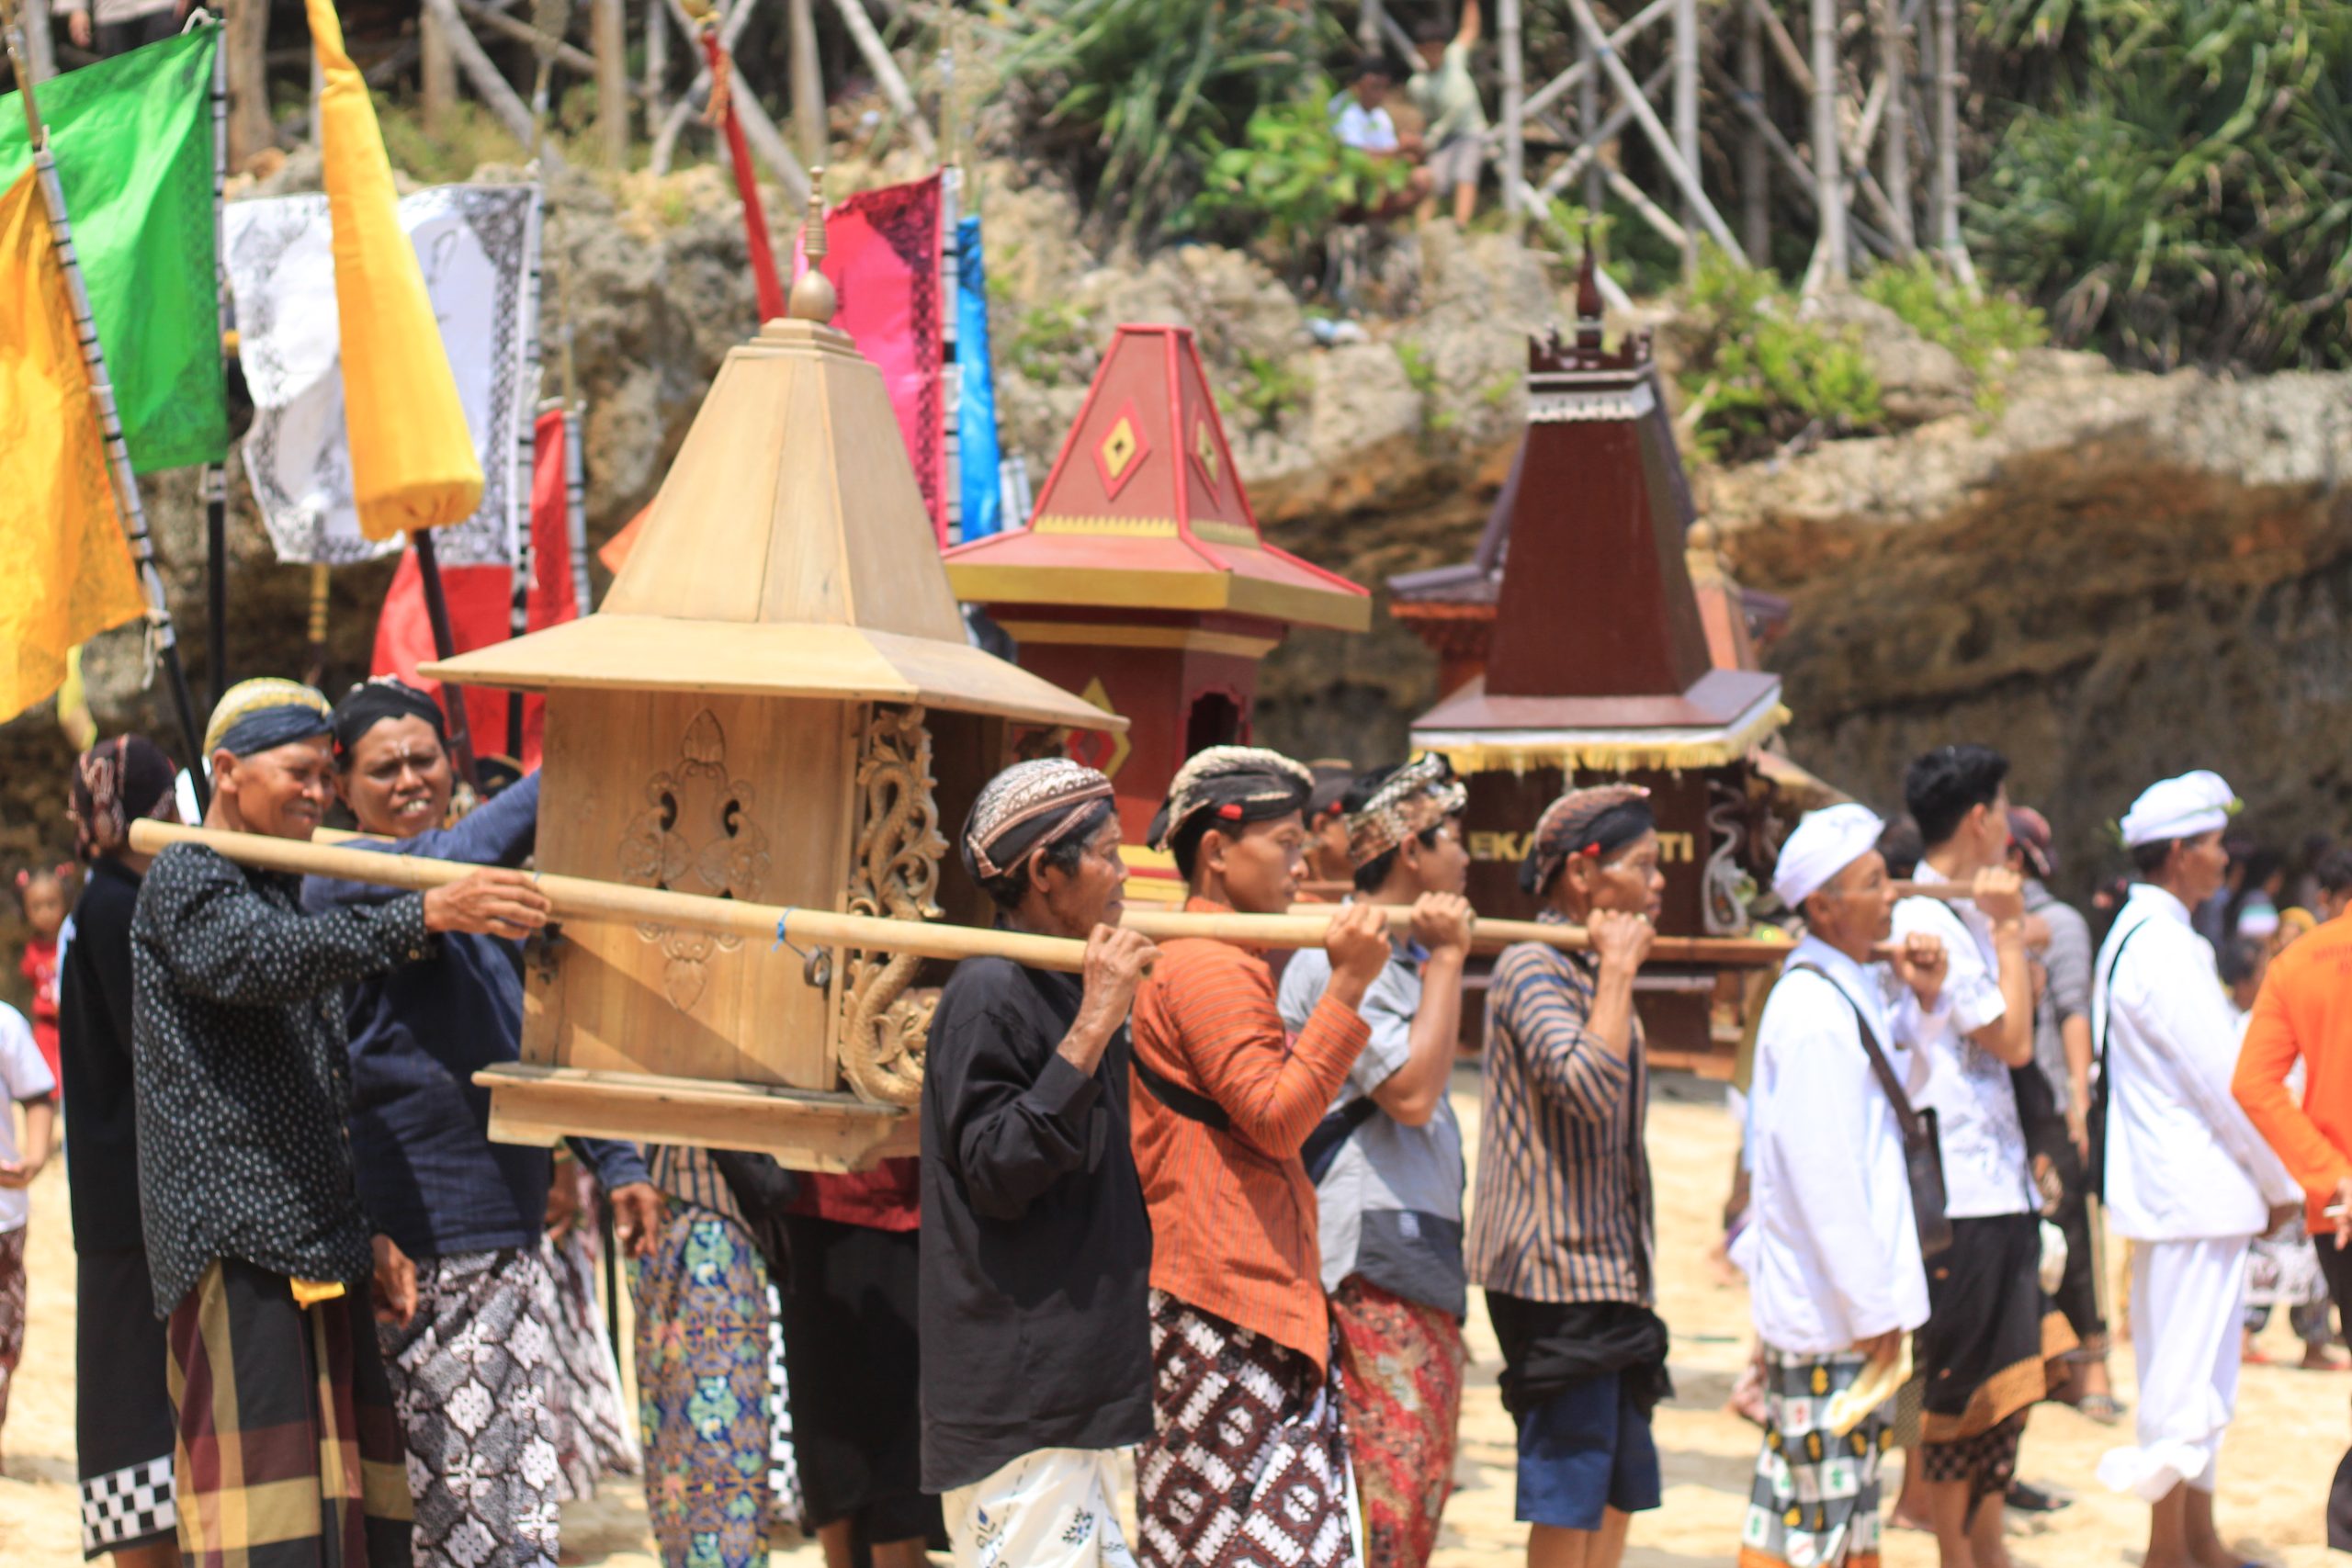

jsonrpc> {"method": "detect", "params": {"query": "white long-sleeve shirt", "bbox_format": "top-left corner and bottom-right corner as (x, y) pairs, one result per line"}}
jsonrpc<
(2094, 883), (2298, 1241)
(1738, 936), (1937, 1354)
(1893, 865), (2035, 1217)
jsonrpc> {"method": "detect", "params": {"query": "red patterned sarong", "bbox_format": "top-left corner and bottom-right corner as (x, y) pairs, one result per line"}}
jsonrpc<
(1330, 1277), (1464, 1568)
(1137, 1290), (1356, 1567)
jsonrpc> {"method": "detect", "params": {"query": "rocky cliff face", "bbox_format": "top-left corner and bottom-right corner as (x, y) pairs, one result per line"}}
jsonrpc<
(6, 157), (2344, 974)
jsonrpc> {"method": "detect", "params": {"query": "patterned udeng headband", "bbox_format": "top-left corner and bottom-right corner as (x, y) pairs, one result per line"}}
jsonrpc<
(1147, 745), (1316, 853)
(963, 759), (1116, 881)
(1345, 754), (1467, 869)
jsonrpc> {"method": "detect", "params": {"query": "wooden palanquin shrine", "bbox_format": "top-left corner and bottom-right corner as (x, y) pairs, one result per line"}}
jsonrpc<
(1393, 269), (1787, 1069)
(424, 273), (1119, 1168)
(943, 324), (1369, 902)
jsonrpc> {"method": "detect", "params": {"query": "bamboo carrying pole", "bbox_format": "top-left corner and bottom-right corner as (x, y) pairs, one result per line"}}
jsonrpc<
(2, 8), (212, 813)
(145, 823), (1799, 974)
(129, 820), (1096, 972)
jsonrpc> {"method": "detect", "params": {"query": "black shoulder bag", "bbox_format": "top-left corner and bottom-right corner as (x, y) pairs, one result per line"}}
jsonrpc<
(2086, 915), (2152, 1204)
(1789, 964), (1954, 1258)
(1134, 1052), (1376, 1181)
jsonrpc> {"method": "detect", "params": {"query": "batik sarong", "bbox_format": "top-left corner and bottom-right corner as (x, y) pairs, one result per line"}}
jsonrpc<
(1739, 1349), (1892, 1568)
(632, 1205), (778, 1568)
(537, 1226), (639, 1501)
(0, 1224), (25, 1440)
(165, 1257), (413, 1567)
(379, 1248), (564, 1568)
(1136, 1289), (1356, 1568)
(1330, 1276), (1464, 1568)
(1917, 1213), (2071, 1513)
(942, 1447), (1137, 1568)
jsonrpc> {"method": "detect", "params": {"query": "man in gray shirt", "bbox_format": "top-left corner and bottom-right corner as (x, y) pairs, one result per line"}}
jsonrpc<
(1276, 756), (1474, 1568)
(2010, 807), (2119, 1422)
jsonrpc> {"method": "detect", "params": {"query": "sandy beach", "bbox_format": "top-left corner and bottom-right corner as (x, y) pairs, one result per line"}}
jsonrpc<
(5, 1067), (2346, 1564)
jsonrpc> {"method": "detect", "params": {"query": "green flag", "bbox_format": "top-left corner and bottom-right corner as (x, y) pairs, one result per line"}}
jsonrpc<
(0, 27), (226, 474)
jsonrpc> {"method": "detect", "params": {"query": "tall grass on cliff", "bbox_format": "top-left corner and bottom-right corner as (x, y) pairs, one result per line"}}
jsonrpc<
(1674, 247), (1884, 464)
(1968, 0), (2352, 372)
(999, 0), (1331, 245)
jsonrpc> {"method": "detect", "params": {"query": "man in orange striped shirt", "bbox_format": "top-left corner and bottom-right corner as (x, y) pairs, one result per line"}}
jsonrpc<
(1130, 747), (1391, 1567)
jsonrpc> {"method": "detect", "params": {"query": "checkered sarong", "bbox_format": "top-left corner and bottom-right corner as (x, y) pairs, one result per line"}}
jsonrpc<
(166, 1258), (413, 1567)
(1738, 1349), (1891, 1568)
(1136, 1290), (1355, 1567)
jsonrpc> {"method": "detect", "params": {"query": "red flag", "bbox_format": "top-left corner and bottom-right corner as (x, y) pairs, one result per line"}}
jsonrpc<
(793, 175), (946, 541)
(371, 410), (578, 768)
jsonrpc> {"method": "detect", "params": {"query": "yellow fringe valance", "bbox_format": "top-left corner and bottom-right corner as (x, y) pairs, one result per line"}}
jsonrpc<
(1416, 703), (1793, 777)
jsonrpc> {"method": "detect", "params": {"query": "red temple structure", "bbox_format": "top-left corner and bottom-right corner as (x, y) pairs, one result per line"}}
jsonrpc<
(1390, 257), (1792, 1067)
(944, 324), (1371, 900)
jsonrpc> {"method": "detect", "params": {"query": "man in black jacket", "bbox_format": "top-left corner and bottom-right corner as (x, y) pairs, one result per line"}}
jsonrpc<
(919, 759), (1157, 1566)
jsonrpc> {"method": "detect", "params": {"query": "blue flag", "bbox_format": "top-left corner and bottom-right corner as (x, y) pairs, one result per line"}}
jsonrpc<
(956, 213), (1007, 538)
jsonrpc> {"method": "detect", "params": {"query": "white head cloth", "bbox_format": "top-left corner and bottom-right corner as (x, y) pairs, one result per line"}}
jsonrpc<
(1773, 802), (1886, 909)
(2119, 770), (2238, 848)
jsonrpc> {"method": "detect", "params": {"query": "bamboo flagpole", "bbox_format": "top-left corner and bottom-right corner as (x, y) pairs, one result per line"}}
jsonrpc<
(702, 14), (786, 322)
(207, 28), (232, 707)
(3, 5), (212, 812)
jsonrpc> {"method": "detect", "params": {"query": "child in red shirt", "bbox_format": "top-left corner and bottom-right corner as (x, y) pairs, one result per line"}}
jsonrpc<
(13, 866), (70, 1090)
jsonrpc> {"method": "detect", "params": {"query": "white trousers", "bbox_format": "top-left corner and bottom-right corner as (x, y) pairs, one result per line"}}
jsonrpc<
(942, 1447), (1137, 1568)
(2098, 1235), (2251, 1502)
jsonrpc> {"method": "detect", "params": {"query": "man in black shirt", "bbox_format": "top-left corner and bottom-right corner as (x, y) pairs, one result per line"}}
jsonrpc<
(60, 733), (183, 1566)
(919, 759), (1158, 1565)
(131, 679), (550, 1568)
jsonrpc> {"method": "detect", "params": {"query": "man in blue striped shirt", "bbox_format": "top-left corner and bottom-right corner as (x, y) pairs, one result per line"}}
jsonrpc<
(1467, 784), (1665, 1568)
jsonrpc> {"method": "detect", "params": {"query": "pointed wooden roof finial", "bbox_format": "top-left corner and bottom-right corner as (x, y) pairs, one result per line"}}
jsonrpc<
(788, 166), (837, 326)
(1575, 225), (1604, 350)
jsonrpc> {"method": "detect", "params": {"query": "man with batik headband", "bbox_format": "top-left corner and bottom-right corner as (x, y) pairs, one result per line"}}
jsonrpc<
(1466, 784), (1665, 1568)
(2095, 771), (2298, 1568)
(304, 678), (663, 1568)
(131, 678), (554, 1568)
(1276, 755), (1474, 1568)
(922, 760), (1159, 1567)
(1736, 804), (1947, 1568)
(60, 734), (183, 1566)
(1129, 747), (1391, 1567)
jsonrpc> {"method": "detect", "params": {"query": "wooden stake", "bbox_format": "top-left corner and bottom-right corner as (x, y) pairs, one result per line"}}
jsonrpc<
(130, 819), (1093, 971)
(786, 0), (822, 166)
(1737, 1), (1769, 264)
(1804, 0), (1848, 291)
(225, 0), (271, 166)
(1499, 0), (1524, 228)
(1875, 0), (1914, 255)
(1672, 0), (1698, 272)
(422, 0), (457, 129)
(592, 0), (627, 165)
(642, 0), (666, 139)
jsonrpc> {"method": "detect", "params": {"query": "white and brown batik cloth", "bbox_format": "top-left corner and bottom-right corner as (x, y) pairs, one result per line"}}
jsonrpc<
(1136, 1290), (1356, 1568)
(537, 1224), (641, 1502)
(379, 1247), (567, 1568)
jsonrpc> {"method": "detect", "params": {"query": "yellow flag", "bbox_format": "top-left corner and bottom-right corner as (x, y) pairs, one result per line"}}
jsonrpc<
(0, 165), (143, 725)
(308, 0), (483, 541)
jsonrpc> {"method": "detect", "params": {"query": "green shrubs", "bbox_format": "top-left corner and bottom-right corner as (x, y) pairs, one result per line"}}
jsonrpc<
(1673, 247), (1883, 463)
(1859, 257), (2047, 381)
(1184, 88), (1415, 270)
